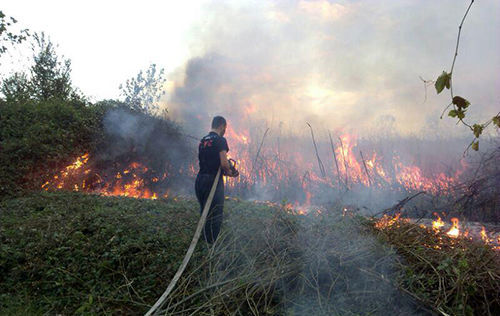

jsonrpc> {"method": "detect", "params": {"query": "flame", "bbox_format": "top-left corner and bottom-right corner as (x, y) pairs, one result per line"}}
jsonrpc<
(376, 212), (499, 250)
(480, 226), (493, 243)
(220, 129), (461, 206)
(432, 213), (445, 232)
(374, 213), (408, 229)
(44, 152), (499, 250)
(446, 218), (460, 238)
(42, 153), (168, 199)
(43, 130), (464, 206)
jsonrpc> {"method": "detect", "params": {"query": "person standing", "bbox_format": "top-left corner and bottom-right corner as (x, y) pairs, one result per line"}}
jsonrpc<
(195, 116), (239, 243)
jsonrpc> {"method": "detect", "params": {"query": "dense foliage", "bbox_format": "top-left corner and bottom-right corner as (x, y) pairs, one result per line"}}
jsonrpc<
(0, 98), (104, 197)
(0, 192), (200, 314)
(0, 97), (191, 199)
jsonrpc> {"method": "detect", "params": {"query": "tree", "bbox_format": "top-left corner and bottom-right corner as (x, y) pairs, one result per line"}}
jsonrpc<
(0, 72), (30, 103)
(1, 32), (83, 103)
(0, 10), (29, 59)
(29, 32), (75, 101)
(119, 63), (166, 114)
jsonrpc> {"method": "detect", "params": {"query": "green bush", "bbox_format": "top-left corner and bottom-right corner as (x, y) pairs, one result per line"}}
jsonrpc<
(0, 98), (105, 197)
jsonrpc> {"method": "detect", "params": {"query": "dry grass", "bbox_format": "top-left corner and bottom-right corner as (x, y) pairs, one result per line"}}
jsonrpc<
(370, 216), (500, 316)
(157, 204), (430, 315)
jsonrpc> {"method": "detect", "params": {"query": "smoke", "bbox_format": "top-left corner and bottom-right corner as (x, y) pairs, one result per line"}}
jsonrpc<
(203, 202), (431, 315)
(157, 0), (500, 212)
(166, 0), (500, 139)
(98, 107), (196, 194)
(102, 108), (157, 159)
(287, 218), (427, 315)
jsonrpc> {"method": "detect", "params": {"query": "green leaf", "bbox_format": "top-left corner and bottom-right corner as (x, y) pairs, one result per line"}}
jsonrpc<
(435, 71), (451, 94)
(471, 141), (479, 151)
(452, 96), (470, 110)
(472, 124), (483, 138)
(448, 110), (458, 118)
(493, 115), (500, 128)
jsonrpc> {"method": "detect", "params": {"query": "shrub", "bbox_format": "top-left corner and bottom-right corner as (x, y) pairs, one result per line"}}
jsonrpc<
(0, 98), (104, 197)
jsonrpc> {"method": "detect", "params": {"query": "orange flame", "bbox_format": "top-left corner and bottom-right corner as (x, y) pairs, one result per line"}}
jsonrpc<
(480, 227), (490, 243)
(446, 218), (460, 238)
(42, 153), (167, 199)
(374, 213), (408, 229)
(432, 214), (445, 232)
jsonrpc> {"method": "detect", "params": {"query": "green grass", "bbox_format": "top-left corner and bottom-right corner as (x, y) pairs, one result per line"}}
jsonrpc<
(0, 191), (201, 314)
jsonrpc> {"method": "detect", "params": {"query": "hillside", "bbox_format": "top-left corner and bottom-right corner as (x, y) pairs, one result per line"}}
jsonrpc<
(1, 192), (498, 315)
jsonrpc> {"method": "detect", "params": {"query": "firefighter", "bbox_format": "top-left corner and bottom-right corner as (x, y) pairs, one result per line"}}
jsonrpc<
(195, 116), (239, 243)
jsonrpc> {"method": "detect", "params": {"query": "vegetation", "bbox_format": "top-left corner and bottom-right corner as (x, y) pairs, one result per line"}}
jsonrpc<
(1, 192), (498, 315)
(0, 98), (104, 197)
(0, 31), (99, 197)
(1, 32), (83, 103)
(0, 34), (186, 199)
(119, 63), (167, 115)
(0, 192), (200, 314)
(0, 10), (29, 58)
(371, 217), (500, 316)
(431, 0), (500, 151)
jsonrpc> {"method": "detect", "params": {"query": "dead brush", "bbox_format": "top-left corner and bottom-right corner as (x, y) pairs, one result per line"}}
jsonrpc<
(158, 205), (302, 315)
(154, 204), (431, 315)
(370, 218), (500, 315)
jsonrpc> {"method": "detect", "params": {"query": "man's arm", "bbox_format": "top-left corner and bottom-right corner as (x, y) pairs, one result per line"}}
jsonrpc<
(219, 150), (237, 177)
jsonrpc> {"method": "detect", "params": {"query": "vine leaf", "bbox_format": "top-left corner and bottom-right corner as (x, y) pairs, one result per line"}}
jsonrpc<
(472, 124), (483, 138)
(435, 71), (451, 94)
(471, 141), (479, 151)
(457, 110), (465, 120)
(452, 96), (470, 110)
(493, 115), (500, 128)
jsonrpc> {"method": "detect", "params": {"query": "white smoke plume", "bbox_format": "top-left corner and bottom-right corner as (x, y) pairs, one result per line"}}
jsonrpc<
(165, 0), (500, 139)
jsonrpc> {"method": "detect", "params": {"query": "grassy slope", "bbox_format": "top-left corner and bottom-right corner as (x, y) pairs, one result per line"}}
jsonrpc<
(1, 192), (499, 315)
(0, 192), (200, 314)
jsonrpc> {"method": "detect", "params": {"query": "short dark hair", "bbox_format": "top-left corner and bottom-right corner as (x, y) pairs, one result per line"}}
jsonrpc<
(211, 116), (227, 129)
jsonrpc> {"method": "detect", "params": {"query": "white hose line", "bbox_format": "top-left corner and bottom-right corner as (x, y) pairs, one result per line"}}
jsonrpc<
(145, 168), (222, 316)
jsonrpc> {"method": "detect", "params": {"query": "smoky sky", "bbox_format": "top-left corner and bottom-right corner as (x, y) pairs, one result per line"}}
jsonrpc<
(166, 0), (500, 139)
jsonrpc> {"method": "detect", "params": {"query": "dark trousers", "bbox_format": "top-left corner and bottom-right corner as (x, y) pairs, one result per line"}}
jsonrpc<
(195, 173), (224, 244)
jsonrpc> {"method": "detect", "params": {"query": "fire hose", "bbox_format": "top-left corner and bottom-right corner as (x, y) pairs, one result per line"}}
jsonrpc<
(145, 168), (222, 316)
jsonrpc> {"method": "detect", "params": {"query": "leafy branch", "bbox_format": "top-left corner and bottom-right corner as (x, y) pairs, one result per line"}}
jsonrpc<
(0, 10), (29, 59)
(434, 0), (499, 151)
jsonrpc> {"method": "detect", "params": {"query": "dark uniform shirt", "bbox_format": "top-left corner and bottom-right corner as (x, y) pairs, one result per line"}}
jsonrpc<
(198, 131), (229, 174)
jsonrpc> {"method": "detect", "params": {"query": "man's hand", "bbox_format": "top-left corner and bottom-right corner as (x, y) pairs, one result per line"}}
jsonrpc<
(226, 168), (239, 177)
(227, 158), (239, 177)
(219, 151), (236, 177)
(222, 166), (239, 177)
(219, 151), (240, 177)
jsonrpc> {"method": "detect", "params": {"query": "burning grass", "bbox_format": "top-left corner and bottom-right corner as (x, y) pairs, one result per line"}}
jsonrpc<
(1, 192), (499, 315)
(371, 215), (500, 315)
